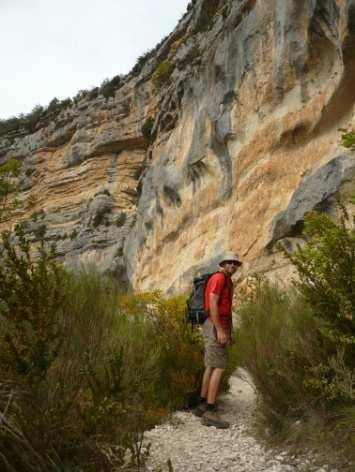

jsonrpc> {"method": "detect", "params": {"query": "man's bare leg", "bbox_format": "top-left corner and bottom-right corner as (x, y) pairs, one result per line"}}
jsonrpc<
(206, 367), (224, 405)
(201, 366), (213, 399)
(202, 367), (230, 428)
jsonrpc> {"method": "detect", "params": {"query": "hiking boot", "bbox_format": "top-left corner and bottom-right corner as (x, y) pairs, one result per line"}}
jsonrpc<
(201, 410), (230, 429)
(192, 402), (208, 417)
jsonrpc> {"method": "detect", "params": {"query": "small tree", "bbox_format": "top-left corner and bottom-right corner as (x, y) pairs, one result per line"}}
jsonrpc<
(100, 75), (122, 99)
(340, 128), (355, 150)
(0, 225), (66, 383)
(284, 210), (355, 360)
(276, 130), (355, 404)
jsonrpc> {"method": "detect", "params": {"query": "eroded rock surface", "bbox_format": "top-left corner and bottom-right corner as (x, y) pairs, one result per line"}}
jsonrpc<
(1, 0), (355, 290)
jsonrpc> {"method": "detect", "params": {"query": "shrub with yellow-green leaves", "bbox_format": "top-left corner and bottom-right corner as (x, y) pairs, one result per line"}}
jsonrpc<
(236, 203), (355, 465)
(152, 60), (175, 89)
(0, 226), (204, 471)
(340, 128), (355, 151)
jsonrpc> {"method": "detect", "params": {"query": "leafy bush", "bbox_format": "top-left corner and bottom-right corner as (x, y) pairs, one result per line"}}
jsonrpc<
(283, 209), (355, 378)
(152, 61), (175, 89)
(0, 225), (65, 383)
(236, 281), (326, 419)
(0, 223), (205, 470)
(88, 87), (100, 100)
(47, 97), (60, 113)
(236, 279), (355, 463)
(100, 75), (122, 100)
(73, 89), (89, 104)
(194, 0), (221, 33)
(0, 97), (72, 140)
(340, 128), (355, 150)
(26, 104), (44, 133)
(115, 291), (205, 409)
(131, 49), (154, 76)
(236, 202), (355, 464)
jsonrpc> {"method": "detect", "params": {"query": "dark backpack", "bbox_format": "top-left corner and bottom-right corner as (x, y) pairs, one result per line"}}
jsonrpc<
(186, 272), (227, 325)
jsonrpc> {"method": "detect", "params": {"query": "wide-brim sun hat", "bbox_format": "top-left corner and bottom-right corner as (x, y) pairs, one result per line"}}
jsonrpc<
(219, 251), (242, 266)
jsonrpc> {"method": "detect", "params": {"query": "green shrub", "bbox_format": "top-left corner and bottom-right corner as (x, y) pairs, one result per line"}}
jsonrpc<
(236, 201), (355, 464)
(283, 209), (355, 379)
(0, 225), (66, 383)
(115, 291), (205, 409)
(26, 105), (44, 133)
(236, 278), (355, 464)
(47, 97), (59, 113)
(60, 97), (72, 109)
(340, 128), (355, 150)
(131, 49), (154, 76)
(236, 281), (325, 419)
(0, 96), (72, 140)
(0, 257), (131, 470)
(88, 86), (99, 100)
(100, 75), (122, 100)
(152, 61), (175, 89)
(194, 0), (221, 33)
(0, 223), (206, 470)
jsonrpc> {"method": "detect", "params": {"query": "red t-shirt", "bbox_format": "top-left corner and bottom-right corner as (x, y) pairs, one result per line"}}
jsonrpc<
(204, 272), (234, 329)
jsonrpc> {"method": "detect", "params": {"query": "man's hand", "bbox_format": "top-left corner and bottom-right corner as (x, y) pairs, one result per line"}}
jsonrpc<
(216, 328), (229, 345)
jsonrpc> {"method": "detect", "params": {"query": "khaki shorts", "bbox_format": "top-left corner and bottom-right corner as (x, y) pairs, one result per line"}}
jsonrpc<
(202, 319), (228, 369)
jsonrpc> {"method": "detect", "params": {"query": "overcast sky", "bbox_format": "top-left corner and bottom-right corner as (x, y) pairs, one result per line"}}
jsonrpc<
(0, 0), (190, 120)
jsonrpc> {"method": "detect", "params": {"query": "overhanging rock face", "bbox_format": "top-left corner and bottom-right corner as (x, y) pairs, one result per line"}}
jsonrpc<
(1, 0), (355, 292)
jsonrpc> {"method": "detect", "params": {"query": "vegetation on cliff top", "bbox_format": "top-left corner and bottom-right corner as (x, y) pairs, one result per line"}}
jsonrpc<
(0, 0), (222, 144)
(0, 74), (124, 141)
(0, 1), (199, 142)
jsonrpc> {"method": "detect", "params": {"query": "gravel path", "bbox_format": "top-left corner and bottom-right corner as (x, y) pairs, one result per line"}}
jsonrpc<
(144, 370), (338, 472)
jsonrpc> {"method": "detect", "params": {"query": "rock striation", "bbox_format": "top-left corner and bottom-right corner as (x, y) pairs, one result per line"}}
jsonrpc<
(1, 0), (355, 291)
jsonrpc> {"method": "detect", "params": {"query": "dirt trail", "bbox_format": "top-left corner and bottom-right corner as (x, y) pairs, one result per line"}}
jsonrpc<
(144, 369), (338, 472)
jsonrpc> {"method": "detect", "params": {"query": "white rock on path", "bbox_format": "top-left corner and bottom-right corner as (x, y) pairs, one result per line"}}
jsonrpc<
(144, 369), (336, 472)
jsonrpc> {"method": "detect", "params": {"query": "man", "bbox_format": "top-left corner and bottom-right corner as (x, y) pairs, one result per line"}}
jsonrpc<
(193, 251), (242, 429)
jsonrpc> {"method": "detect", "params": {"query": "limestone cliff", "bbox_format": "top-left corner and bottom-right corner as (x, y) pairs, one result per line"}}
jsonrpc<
(1, 0), (355, 292)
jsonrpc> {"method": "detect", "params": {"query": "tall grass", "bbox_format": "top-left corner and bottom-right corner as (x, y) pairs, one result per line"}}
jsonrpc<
(235, 279), (355, 466)
(0, 236), (205, 471)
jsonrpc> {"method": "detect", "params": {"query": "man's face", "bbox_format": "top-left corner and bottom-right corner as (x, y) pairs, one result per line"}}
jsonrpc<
(221, 261), (240, 275)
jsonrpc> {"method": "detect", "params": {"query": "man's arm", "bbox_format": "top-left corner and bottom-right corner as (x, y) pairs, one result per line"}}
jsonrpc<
(209, 292), (229, 345)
